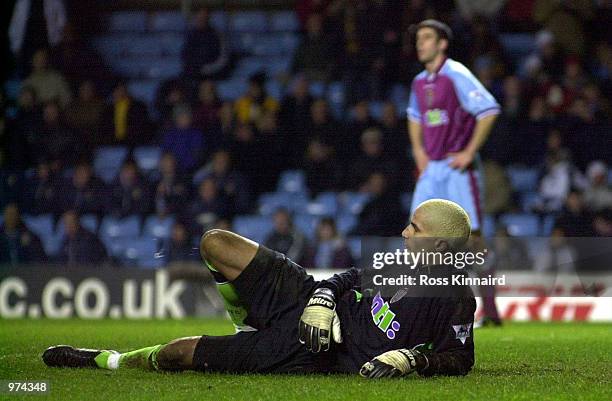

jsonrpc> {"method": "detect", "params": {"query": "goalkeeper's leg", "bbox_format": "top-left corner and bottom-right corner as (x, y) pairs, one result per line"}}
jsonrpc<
(43, 337), (201, 371)
(199, 229), (259, 331)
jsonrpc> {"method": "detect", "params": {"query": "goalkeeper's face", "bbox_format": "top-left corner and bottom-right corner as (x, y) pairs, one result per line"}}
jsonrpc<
(402, 208), (437, 253)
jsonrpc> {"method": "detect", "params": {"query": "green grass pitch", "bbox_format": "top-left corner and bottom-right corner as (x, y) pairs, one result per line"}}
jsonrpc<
(1, 319), (610, 401)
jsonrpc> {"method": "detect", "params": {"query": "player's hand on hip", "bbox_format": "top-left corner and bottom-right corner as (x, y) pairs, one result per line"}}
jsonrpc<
(448, 149), (475, 170)
(359, 349), (428, 379)
(299, 288), (342, 352)
(413, 148), (430, 174)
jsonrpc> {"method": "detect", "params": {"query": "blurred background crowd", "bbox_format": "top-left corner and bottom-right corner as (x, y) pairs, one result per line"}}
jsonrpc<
(0, 0), (611, 270)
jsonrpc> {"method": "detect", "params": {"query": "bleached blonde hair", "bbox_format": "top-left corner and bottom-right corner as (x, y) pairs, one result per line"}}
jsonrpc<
(415, 199), (471, 250)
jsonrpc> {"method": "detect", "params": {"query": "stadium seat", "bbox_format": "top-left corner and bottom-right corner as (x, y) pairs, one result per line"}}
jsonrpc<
(269, 11), (300, 31)
(217, 79), (248, 102)
(336, 213), (357, 235)
(266, 56), (292, 77)
(541, 214), (556, 237)
(233, 56), (267, 78)
(143, 215), (175, 239)
(158, 33), (185, 55)
(307, 192), (339, 216)
(327, 81), (346, 119)
(80, 214), (99, 234)
(369, 101), (385, 120)
(233, 215), (274, 243)
(294, 213), (321, 240)
(259, 192), (309, 215)
(390, 84), (410, 115)
(499, 213), (540, 237)
(128, 80), (159, 106)
(147, 58), (182, 79)
(346, 236), (362, 260)
(108, 11), (147, 32)
(339, 192), (371, 215)
(481, 214), (497, 239)
(122, 236), (165, 269)
(99, 215), (142, 255)
(22, 214), (59, 256)
(520, 191), (540, 212)
(277, 170), (307, 194)
(149, 11), (186, 31)
(94, 146), (129, 184)
(499, 33), (536, 60)
(265, 79), (284, 100)
(133, 146), (162, 174)
(506, 166), (540, 192)
(309, 81), (326, 98)
(209, 11), (228, 32)
(230, 11), (268, 32)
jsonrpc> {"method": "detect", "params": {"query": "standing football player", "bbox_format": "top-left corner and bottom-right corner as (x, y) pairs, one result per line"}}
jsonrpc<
(407, 20), (501, 325)
(43, 199), (475, 378)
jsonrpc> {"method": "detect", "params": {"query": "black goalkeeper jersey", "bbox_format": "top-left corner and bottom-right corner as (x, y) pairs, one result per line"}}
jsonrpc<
(318, 267), (476, 376)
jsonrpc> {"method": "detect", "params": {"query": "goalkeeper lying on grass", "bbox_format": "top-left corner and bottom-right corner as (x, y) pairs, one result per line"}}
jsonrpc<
(43, 199), (475, 378)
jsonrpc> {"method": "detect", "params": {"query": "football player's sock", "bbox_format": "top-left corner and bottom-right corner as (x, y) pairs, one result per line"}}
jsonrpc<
(204, 259), (249, 330)
(95, 344), (164, 371)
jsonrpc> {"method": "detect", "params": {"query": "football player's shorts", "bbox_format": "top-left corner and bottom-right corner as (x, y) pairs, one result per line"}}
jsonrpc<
(192, 245), (332, 373)
(410, 156), (483, 231)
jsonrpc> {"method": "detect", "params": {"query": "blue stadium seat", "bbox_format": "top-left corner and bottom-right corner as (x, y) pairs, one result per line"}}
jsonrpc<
(499, 33), (535, 60)
(143, 215), (175, 239)
(499, 213), (540, 237)
(217, 79), (248, 101)
(482, 214), (497, 239)
(158, 33), (185, 56)
(94, 146), (129, 184)
(391, 84), (409, 117)
(506, 166), (540, 192)
(233, 215), (274, 243)
(346, 236), (362, 260)
(150, 11), (186, 31)
(336, 213), (357, 235)
(327, 81), (346, 119)
(249, 33), (300, 56)
(277, 170), (307, 193)
(266, 56), (292, 76)
(233, 56), (267, 78)
(122, 237), (165, 269)
(230, 11), (268, 32)
(147, 58), (182, 79)
(369, 101), (385, 120)
(520, 191), (540, 212)
(108, 11), (147, 32)
(294, 213), (321, 240)
(81, 215), (98, 233)
(265, 79), (284, 100)
(133, 146), (162, 173)
(209, 11), (228, 32)
(99, 215), (142, 255)
(259, 192), (309, 215)
(339, 192), (371, 215)
(22, 214), (58, 256)
(231, 32), (257, 54)
(541, 214), (555, 237)
(269, 11), (300, 31)
(309, 81), (326, 98)
(307, 192), (338, 216)
(128, 80), (159, 106)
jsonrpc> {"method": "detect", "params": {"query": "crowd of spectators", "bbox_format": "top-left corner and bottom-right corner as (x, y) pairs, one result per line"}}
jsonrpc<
(1, 0), (611, 269)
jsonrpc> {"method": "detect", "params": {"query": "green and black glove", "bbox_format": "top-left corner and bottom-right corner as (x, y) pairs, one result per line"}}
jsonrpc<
(298, 288), (342, 353)
(359, 349), (428, 378)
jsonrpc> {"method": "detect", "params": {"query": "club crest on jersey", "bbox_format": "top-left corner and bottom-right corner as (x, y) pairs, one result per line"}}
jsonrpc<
(371, 292), (401, 340)
(452, 323), (472, 344)
(424, 109), (449, 127)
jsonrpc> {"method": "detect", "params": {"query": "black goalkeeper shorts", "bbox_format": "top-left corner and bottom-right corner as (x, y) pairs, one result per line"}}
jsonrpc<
(193, 245), (331, 373)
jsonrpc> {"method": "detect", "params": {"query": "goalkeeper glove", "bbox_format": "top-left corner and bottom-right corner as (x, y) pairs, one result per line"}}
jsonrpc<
(359, 349), (428, 378)
(299, 288), (342, 352)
